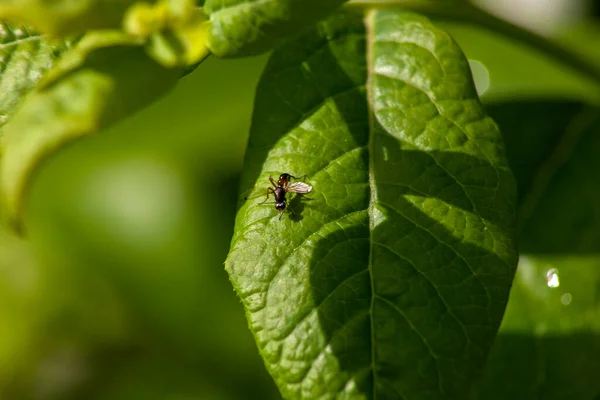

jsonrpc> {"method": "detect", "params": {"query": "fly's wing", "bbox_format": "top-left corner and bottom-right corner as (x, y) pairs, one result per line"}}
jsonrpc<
(286, 181), (313, 194)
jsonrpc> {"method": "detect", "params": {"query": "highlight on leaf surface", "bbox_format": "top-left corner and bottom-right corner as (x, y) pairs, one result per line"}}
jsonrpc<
(0, 30), (183, 227)
(225, 8), (518, 399)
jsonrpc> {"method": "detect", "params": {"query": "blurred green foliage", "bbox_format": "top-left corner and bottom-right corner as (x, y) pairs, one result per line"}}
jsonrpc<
(2, 1), (600, 399)
(1, 54), (282, 399)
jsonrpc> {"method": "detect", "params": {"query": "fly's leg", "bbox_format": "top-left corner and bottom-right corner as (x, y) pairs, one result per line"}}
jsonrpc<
(279, 201), (293, 220)
(259, 187), (275, 205)
(269, 177), (278, 188)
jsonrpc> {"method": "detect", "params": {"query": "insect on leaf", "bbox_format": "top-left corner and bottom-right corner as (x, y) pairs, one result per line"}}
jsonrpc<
(226, 8), (518, 399)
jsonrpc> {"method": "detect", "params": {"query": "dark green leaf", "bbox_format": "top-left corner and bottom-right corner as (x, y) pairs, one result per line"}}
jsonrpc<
(488, 100), (600, 253)
(226, 9), (517, 399)
(474, 100), (600, 399)
(0, 23), (77, 131)
(486, 101), (588, 205)
(204, 0), (349, 57)
(474, 255), (600, 400)
(0, 31), (183, 226)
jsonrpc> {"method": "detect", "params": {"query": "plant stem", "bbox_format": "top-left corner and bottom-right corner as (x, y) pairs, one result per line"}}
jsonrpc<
(347, 0), (600, 88)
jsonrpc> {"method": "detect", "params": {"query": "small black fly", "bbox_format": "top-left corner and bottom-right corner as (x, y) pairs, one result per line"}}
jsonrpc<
(256, 173), (312, 219)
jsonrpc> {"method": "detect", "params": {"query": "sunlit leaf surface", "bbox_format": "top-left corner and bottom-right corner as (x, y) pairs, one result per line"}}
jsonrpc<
(226, 9), (518, 399)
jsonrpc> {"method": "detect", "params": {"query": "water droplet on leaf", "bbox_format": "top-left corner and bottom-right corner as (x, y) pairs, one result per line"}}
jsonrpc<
(546, 268), (559, 288)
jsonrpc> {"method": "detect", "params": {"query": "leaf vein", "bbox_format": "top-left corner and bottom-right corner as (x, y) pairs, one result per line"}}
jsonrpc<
(377, 200), (493, 313)
(372, 241), (472, 350)
(293, 309), (371, 386)
(0, 33), (44, 51)
(273, 268), (369, 342)
(375, 39), (445, 76)
(374, 293), (444, 395)
(263, 210), (369, 307)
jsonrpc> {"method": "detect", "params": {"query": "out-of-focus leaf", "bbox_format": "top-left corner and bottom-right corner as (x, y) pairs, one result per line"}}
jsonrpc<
(5, 53), (279, 399)
(437, 23), (600, 105)
(474, 256), (600, 400)
(124, 0), (211, 67)
(0, 225), (39, 391)
(0, 222), (133, 399)
(226, 9), (517, 399)
(0, 0), (138, 35)
(474, 100), (600, 399)
(204, 0), (349, 57)
(0, 31), (182, 226)
(485, 101), (590, 205)
(0, 22), (77, 131)
(487, 100), (600, 253)
(24, 132), (281, 400)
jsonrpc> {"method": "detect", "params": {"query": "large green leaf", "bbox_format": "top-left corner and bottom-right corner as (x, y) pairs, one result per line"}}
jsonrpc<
(473, 100), (600, 399)
(0, 23), (77, 131)
(0, 31), (183, 227)
(204, 0), (349, 57)
(225, 9), (517, 399)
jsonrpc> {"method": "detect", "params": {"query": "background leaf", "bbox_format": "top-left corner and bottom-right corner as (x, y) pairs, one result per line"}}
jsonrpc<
(473, 100), (600, 399)
(204, 0), (349, 57)
(0, 0), (137, 35)
(437, 22), (600, 105)
(0, 22), (77, 131)
(474, 255), (600, 400)
(0, 31), (182, 226)
(488, 100), (600, 253)
(225, 8), (517, 399)
(1, 53), (282, 399)
(123, 0), (210, 68)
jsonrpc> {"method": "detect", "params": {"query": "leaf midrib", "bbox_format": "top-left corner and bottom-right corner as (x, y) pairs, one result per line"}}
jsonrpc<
(0, 33), (44, 50)
(365, 9), (378, 400)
